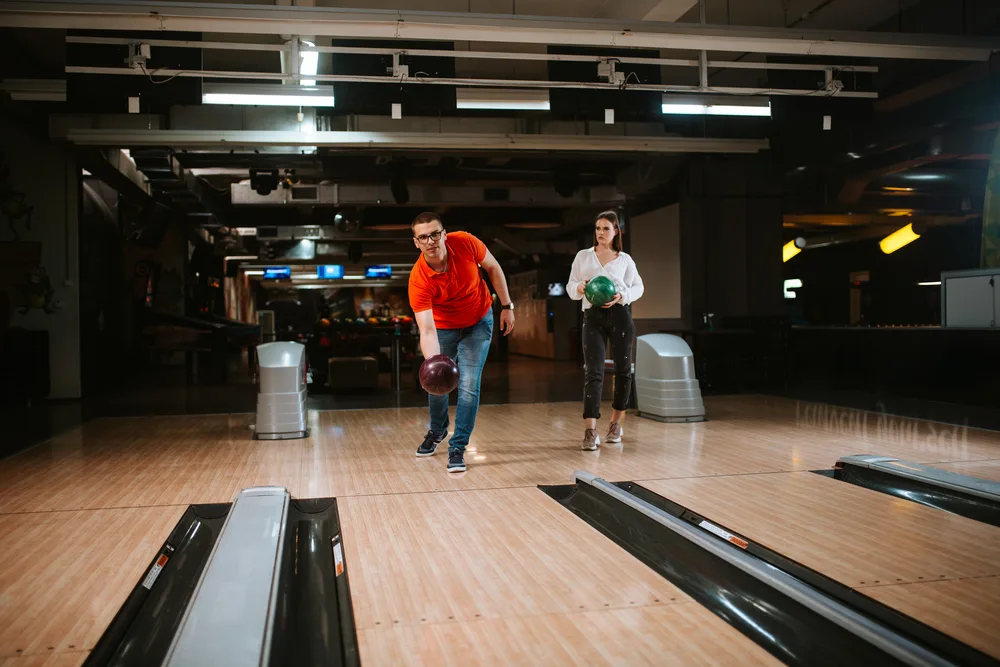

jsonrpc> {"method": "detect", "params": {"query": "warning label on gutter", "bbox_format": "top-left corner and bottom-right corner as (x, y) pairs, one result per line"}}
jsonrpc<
(141, 553), (170, 590)
(698, 520), (749, 550)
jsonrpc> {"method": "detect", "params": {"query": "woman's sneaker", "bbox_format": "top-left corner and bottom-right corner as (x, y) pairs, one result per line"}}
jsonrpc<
(416, 429), (447, 457)
(606, 422), (623, 444)
(582, 429), (600, 451)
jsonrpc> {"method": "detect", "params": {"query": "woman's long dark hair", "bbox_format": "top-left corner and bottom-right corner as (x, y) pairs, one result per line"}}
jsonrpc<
(593, 210), (623, 252)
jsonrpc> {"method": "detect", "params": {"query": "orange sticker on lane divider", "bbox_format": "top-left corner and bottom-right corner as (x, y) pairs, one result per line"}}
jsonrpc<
(141, 553), (170, 590)
(729, 536), (749, 550)
(698, 520), (749, 550)
(332, 538), (344, 576)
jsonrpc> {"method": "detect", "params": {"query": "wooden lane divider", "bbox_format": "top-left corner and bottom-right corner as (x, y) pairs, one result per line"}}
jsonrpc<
(82, 487), (360, 667)
(544, 472), (997, 667)
(829, 455), (1000, 527)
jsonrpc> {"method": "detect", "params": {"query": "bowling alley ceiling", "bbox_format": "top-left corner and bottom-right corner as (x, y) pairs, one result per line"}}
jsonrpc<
(1, 0), (998, 257)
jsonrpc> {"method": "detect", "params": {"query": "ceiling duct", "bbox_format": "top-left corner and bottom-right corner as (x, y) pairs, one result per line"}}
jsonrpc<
(232, 182), (615, 206)
(232, 181), (339, 205)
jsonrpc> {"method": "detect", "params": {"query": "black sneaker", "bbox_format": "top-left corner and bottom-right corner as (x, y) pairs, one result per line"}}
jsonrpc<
(447, 450), (467, 473)
(416, 429), (447, 457)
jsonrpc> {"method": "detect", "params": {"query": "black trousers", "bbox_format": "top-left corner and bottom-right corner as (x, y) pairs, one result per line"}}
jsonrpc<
(582, 304), (635, 420)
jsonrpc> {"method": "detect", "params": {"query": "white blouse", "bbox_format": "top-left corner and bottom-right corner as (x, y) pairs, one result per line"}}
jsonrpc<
(567, 247), (644, 311)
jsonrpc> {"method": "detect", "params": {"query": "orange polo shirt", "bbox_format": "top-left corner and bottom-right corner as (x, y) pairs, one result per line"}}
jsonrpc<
(408, 231), (493, 330)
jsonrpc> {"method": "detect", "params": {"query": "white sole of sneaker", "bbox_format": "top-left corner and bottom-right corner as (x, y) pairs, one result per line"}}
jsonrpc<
(416, 450), (437, 457)
(448, 465), (466, 473)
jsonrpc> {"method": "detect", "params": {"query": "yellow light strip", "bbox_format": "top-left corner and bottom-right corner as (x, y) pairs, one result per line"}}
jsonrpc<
(880, 223), (921, 254)
(783, 240), (801, 262)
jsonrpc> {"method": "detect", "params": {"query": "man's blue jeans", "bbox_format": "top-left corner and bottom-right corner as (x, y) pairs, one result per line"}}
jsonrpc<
(429, 309), (494, 453)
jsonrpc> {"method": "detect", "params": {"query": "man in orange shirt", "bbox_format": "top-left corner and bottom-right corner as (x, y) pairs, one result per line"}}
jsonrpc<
(408, 212), (515, 472)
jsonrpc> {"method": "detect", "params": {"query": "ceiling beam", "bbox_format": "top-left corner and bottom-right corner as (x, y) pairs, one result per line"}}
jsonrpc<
(61, 129), (770, 155)
(592, 0), (695, 22)
(2, 1), (997, 61)
(785, 213), (977, 228)
(875, 62), (993, 114)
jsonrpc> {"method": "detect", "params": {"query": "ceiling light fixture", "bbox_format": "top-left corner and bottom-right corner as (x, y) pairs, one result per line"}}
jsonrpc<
(662, 95), (771, 117)
(880, 223), (922, 254)
(456, 88), (550, 111)
(203, 83), (335, 107)
(783, 240), (802, 262)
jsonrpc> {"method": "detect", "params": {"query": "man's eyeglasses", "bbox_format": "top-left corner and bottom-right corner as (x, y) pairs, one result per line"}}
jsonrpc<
(414, 229), (444, 245)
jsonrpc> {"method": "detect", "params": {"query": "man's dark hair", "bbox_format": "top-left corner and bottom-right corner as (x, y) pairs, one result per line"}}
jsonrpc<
(411, 212), (443, 229)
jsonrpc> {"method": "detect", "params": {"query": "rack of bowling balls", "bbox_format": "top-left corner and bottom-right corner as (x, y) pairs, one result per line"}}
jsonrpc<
(317, 315), (414, 331)
(310, 316), (420, 383)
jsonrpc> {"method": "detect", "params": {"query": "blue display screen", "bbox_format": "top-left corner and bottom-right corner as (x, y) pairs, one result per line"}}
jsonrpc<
(365, 265), (392, 279)
(317, 265), (345, 279)
(263, 266), (291, 280)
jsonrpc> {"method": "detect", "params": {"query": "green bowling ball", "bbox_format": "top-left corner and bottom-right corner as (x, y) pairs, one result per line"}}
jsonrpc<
(584, 275), (618, 307)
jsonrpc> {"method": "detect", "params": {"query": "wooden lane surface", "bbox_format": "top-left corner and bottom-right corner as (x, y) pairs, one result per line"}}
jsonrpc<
(359, 604), (776, 667)
(862, 576), (1000, 660)
(0, 655), (87, 667)
(2, 396), (998, 512)
(639, 472), (1000, 659)
(0, 506), (185, 662)
(339, 487), (780, 666)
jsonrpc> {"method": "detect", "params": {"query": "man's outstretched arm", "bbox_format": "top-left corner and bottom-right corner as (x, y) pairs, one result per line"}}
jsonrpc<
(414, 309), (441, 359)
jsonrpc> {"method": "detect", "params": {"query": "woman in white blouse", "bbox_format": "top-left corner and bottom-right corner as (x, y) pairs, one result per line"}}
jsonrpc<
(567, 210), (644, 451)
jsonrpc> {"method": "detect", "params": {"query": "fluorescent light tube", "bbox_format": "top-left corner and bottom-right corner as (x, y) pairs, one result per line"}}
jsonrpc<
(880, 223), (921, 254)
(662, 95), (770, 117)
(203, 83), (334, 107)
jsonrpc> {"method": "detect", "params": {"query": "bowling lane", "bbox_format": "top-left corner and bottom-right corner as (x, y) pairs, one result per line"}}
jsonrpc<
(6, 397), (1000, 513)
(338, 487), (781, 666)
(863, 576), (1000, 660)
(0, 506), (185, 662)
(640, 472), (1000, 659)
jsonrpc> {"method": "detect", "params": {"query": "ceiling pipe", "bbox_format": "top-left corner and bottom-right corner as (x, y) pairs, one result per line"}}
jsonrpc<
(63, 36), (881, 75)
(63, 64), (879, 98)
(793, 214), (978, 250)
(61, 129), (770, 154)
(276, 0), (316, 87)
(794, 225), (899, 250)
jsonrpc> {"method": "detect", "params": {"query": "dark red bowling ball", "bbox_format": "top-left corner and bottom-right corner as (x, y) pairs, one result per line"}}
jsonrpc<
(419, 354), (459, 396)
